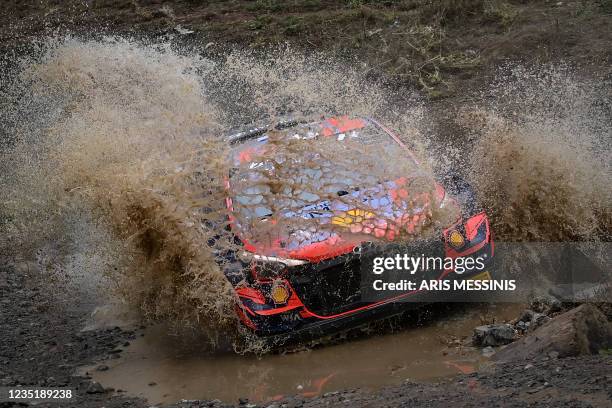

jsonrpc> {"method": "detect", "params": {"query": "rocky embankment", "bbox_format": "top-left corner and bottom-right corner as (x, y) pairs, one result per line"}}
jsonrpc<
(472, 296), (612, 361)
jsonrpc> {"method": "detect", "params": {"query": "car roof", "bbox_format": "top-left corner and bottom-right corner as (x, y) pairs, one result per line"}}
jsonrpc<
(226, 119), (307, 145)
(226, 116), (376, 145)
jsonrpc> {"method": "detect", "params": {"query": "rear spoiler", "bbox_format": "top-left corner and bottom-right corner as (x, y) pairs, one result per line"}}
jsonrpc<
(226, 119), (306, 145)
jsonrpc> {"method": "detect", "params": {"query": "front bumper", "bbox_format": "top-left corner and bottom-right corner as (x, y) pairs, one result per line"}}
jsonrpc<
(232, 212), (494, 337)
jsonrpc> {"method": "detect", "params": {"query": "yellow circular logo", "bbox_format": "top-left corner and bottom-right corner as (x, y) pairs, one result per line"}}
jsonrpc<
(270, 283), (290, 304)
(448, 230), (465, 249)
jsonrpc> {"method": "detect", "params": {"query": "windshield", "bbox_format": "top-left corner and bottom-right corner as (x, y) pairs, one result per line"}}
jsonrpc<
(227, 117), (433, 252)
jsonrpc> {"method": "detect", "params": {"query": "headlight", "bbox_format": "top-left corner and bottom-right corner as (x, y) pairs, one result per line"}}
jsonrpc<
(240, 252), (308, 279)
(249, 253), (309, 266)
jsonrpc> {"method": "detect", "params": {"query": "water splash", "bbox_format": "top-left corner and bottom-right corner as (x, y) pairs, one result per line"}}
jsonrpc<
(1, 37), (609, 351)
(459, 64), (611, 241)
(0, 37), (430, 350)
(0, 37), (239, 345)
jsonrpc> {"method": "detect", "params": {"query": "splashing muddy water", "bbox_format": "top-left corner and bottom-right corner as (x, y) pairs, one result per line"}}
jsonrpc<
(460, 65), (611, 242)
(0, 36), (439, 348)
(0, 37), (240, 344)
(1, 36), (610, 351)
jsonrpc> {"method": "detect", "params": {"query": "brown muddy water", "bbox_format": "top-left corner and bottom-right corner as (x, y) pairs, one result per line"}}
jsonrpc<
(82, 303), (523, 405)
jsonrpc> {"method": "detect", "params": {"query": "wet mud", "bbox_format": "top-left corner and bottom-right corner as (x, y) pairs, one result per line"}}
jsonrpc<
(83, 303), (524, 404)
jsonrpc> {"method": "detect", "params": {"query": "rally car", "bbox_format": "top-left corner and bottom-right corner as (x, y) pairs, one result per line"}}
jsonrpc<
(221, 116), (494, 341)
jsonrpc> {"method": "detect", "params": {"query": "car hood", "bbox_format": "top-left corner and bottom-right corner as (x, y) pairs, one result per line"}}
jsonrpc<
(230, 177), (438, 262)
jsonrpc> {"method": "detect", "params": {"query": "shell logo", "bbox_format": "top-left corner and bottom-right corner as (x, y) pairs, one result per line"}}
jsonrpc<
(270, 281), (290, 304)
(448, 230), (465, 249)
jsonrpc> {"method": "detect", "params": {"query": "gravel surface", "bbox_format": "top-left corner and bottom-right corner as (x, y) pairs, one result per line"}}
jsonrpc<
(0, 263), (145, 408)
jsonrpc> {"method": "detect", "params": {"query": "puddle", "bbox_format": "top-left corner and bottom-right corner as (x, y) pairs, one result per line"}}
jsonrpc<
(83, 303), (524, 405)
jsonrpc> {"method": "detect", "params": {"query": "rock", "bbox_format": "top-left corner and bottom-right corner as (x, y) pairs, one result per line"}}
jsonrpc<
(517, 309), (553, 332)
(526, 385), (545, 394)
(96, 364), (109, 371)
(482, 346), (495, 357)
(518, 309), (536, 323)
(493, 304), (612, 363)
(473, 324), (516, 346)
(282, 399), (303, 408)
(531, 313), (551, 330)
(174, 25), (194, 35)
(529, 295), (562, 315)
(86, 381), (105, 394)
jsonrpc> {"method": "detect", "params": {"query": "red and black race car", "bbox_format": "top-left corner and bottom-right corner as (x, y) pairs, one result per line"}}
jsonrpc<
(221, 116), (494, 341)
